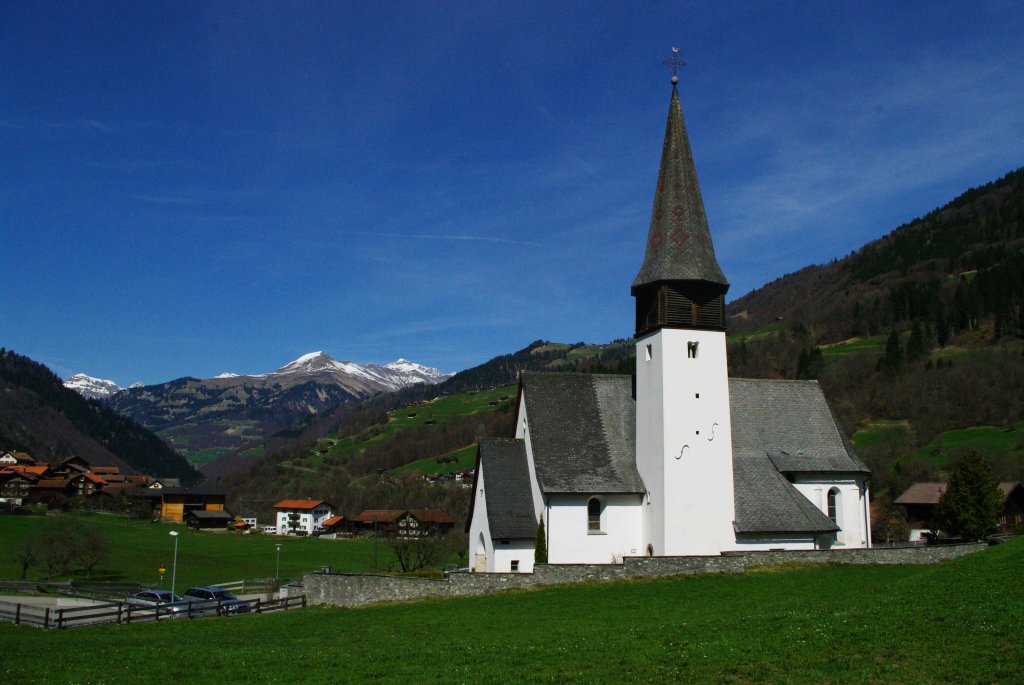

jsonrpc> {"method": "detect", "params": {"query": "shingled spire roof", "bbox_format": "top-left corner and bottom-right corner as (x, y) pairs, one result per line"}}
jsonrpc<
(632, 79), (728, 291)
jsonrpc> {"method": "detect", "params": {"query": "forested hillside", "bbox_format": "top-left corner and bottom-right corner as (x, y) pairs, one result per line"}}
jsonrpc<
(0, 349), (199, 482)
(728, 167), (1024, 342)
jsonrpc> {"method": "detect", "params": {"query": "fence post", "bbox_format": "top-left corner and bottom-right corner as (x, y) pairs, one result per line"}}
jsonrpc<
(15, 604), (20, 625)
(44, 607), (50, 629)
(57, 608), (64, 630)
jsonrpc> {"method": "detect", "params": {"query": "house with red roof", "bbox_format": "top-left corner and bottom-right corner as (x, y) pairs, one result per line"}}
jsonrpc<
(273, 499), (335, 536)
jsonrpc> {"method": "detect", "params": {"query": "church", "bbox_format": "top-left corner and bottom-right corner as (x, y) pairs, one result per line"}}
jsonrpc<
(466, 71), (872, 573)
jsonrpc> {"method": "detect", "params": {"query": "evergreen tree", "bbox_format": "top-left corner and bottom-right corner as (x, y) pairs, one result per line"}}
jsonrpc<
(905, 320), (929, 363)
(878, 329), (903, 373)
(935, 450), (1003, 540)
(534, 517), (548, 564)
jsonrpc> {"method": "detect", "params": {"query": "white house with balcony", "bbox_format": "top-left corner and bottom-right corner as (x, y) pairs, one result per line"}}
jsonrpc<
(273, 499), (335, 536)
(466, 73), (871, 574)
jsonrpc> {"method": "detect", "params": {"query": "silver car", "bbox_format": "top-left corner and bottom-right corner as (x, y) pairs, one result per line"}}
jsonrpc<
(181, 586), (253, 615)
(125, 589), (190, 618)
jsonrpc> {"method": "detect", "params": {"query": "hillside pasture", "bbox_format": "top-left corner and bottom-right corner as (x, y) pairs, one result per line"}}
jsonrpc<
(0, 538), (1019, 683)
(308, 384), (515, 466)
(820, 334), (887, 357)
(912, 422), (1024, 467)
(392, 444), (477, 476)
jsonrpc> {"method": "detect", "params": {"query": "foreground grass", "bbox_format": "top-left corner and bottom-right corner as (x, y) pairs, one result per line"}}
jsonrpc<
(0, 514), (388, 588)
(1, 539), (1020, 684)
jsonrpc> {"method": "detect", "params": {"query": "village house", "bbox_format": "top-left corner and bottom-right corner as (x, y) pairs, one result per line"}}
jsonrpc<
(353, 509), (455, 538)
(0, 451), (173, 514)
(273, 499), (335, 536)
(159, 487), (228, 522)
(467, 73), (872, 573)
(894, 481), (1024, 540)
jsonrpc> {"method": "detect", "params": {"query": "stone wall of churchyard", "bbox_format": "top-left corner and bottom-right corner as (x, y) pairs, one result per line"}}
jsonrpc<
(303, 542), (987, 608)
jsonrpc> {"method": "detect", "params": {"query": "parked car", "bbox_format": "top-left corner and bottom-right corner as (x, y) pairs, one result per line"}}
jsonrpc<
(181, 586), (253, 615)
(124, 590), (190, 617)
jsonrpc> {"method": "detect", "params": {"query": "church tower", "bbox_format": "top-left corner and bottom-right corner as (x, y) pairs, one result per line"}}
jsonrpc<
(633, 68), (736, 555)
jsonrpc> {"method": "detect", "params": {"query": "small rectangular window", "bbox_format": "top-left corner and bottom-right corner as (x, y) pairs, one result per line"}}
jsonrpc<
(687, 341), (699, 358)
(510, 560), (519, 572)
(645, 344), (652, 362)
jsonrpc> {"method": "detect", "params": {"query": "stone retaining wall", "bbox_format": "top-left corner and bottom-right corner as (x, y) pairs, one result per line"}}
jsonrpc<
(304, 542), (987, 609)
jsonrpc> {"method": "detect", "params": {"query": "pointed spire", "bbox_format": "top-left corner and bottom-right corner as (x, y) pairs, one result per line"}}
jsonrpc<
(632, 79), (728, 292)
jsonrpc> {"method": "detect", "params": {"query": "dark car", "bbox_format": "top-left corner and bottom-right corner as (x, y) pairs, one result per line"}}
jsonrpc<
(181, 586), (253, 615)
(124, 589), (190, 618)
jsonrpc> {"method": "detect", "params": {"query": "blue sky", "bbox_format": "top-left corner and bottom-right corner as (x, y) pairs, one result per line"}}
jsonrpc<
(3, 2), (1023, 385)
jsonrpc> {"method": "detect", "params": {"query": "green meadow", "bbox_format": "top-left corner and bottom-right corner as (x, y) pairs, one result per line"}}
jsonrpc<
(913, 422), (1024, 466)
(820, 334), (887, 357)
(392, 444), (477, 476)
(0, 514), (389, 589)
(308, 384), (516, 463)
(1, 538), (1020, 683)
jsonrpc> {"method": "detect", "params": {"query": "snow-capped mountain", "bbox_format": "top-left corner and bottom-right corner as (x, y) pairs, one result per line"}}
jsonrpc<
(64, 373), (123, 400)
(262, 351), (451, 390)
(103, 350), (453, 477)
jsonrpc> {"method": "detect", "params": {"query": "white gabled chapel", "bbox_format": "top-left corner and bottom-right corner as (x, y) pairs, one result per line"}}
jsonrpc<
(467, 71), (871, 573)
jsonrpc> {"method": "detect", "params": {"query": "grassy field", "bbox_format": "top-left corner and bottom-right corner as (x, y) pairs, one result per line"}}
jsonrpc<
(392, 444), (477, 476)
(852, 419), (913, 450)
(913, 422), (1024, 466)
(820, 334), (887, 357)
(306, 384), (515, 465)
(0, 513), (392, 589)
(1, 538), (1019, 683)
(727, 321), (783, 342)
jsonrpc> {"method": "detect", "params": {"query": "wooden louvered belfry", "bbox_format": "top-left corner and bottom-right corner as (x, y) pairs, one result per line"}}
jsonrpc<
(632, 77), (729, 336)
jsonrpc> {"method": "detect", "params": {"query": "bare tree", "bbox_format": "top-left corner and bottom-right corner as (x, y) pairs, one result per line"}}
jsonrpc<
(11, 535), (39, 579)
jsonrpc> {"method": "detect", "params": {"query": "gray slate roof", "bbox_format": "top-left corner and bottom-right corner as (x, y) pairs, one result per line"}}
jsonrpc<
(479, 438), (537, 540)
(729, 378), (869, 474)
(484, 373), (865, 536)
(632, 83), (729, 290)
(732, 448), (839, 534)
(521, 373), (645, 494)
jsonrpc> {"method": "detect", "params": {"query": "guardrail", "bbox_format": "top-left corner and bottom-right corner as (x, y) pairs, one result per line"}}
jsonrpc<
(0, 594), (307, 629)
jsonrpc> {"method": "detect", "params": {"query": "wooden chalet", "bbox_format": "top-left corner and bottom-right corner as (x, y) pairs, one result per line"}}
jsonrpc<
(353, 509), (455, 538)
(159, 487), (227, 523)
(895, 481), (1024, 533)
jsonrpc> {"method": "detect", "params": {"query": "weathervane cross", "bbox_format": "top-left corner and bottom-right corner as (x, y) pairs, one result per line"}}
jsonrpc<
(662, 47), (686, 80)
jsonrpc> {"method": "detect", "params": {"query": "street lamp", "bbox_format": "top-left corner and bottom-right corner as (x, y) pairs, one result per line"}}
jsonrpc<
(169, 530), (180, 596)
(275, 543), (282, 581)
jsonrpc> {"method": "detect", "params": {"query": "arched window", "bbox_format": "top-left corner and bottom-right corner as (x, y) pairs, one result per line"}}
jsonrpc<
(827, 488), (841, 527)
(587, 497), (602, 533)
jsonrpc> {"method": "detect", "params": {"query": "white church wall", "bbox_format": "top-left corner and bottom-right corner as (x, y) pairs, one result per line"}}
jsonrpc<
(733, 534), (820, 551)
(515, 394), (545, 519)
(636, 328), (737, 556)
(547, 494), (644, 564)
(467, 462), (494, 572)
(791, 475), (871, 549)
(492, 542), (535, 573)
